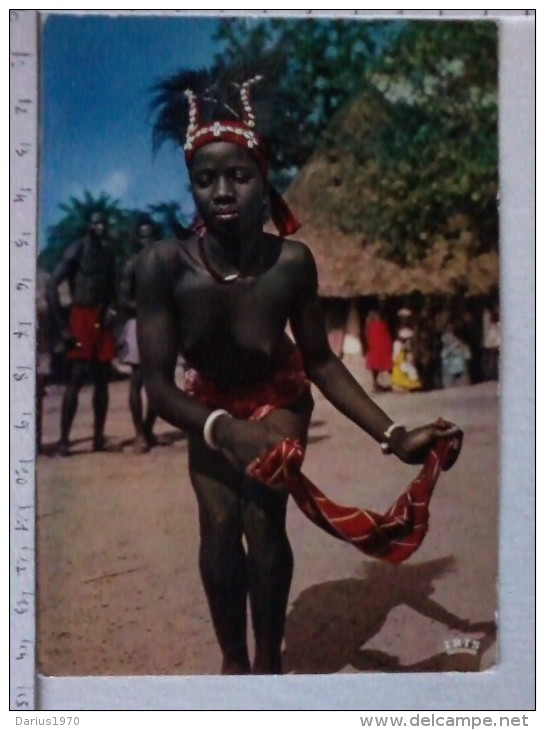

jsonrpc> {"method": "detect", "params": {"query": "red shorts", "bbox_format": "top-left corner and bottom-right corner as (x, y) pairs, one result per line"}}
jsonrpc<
(68, 306), (117, 362)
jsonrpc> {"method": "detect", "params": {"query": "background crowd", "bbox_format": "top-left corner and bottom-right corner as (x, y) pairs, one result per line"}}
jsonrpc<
(359, 289), (500, 394)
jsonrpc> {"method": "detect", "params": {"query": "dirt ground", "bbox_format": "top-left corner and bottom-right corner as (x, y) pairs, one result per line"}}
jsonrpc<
(37, 357), (499, 677)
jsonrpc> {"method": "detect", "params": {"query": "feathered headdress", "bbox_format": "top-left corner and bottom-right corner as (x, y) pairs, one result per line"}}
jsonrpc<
(150, 68), (300, 236)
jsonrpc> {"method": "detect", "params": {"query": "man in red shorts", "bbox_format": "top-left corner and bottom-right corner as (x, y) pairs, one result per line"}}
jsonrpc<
(48, 211), (118, 456)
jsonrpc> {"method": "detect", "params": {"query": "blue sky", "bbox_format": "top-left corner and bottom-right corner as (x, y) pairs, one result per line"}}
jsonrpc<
(40, 14), (224, 246)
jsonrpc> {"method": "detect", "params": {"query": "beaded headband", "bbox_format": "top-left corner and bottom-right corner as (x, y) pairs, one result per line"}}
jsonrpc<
(184, 76), (263, 156)
(183, 75), (300, 237)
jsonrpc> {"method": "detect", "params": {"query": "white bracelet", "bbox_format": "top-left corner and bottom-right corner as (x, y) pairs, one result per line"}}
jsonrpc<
(380, 423), (405, 454)
(203, 409), (230, 450)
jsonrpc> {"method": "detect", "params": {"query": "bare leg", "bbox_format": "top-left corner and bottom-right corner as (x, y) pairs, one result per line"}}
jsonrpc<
(372, 369), (389, 392)
(242, 484), (292, 674)
(144, 401), (160, 446)
(188, 435), (251, 674)
(243, 391), (313, 674)
(91, 361), (110, 450)
(129, 365), (158, 449)
(59, 361), (88, 454)
(129, 365), (149, 452)
(143, 407), (158, 446)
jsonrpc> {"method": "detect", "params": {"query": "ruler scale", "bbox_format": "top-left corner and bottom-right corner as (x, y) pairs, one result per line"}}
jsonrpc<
(10, 9), (39, 712)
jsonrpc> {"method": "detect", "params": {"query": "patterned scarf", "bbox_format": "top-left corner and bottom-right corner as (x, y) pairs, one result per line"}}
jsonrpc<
(185, 350), (462, 564)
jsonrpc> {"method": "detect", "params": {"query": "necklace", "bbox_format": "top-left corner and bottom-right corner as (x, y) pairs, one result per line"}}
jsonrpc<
(198, 231), (253, 284)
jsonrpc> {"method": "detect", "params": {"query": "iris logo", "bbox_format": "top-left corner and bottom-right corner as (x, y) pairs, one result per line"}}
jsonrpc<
(443, 637), (481, 655)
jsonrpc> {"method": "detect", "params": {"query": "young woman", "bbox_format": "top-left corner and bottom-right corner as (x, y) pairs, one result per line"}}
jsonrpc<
(137, 76), (461, 674)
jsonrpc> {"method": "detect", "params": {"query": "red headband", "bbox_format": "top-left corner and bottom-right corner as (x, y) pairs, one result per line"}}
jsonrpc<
(184, 120), (269, 174)
(183, 82), (301, 237)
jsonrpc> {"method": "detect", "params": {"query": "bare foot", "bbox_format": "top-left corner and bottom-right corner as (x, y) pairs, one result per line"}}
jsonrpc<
(145, 432), (171, 448)
(93, 435), (106, 452)
(221, 659), (251, 675)
(133, 436), (151, 454)
(57, 442), (70, 457)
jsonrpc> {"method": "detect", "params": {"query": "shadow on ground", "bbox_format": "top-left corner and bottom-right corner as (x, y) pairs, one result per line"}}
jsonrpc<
(40, 429), (188, 456)
(283, 556), (496, 674)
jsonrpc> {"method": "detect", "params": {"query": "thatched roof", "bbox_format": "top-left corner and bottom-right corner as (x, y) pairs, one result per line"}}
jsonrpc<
(282, 149), (499, 299)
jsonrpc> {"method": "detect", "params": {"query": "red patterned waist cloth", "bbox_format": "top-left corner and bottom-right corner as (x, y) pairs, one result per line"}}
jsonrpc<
(185, 348), (309, 420)
(185, 349), (462, 564)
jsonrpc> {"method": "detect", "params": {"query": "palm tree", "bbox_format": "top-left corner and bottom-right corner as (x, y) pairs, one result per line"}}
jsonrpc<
(146, 201), (191, 239)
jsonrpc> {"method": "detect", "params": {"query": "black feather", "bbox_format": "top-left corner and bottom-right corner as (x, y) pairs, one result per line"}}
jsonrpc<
(149, 60), (298, 157)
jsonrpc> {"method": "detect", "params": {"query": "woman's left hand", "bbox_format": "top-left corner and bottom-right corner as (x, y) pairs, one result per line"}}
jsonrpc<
(391, 418), (463, 468)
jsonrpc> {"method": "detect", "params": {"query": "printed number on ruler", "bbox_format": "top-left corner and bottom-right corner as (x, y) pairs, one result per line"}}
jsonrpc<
(10, 8), (38, 712)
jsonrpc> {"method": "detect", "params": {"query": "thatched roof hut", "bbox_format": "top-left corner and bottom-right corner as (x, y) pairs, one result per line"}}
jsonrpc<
(282, 135), (499, 299)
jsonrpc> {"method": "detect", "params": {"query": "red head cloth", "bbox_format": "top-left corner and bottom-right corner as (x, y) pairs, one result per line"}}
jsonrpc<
(184, 85), (301, 236)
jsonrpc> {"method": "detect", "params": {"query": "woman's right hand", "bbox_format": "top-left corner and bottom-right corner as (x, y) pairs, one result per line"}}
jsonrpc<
(213, 415), (282, 470)
(391, 419), (463, 470)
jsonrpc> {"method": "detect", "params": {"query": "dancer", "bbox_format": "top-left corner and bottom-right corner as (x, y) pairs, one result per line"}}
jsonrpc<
(139, 74), (462, 674)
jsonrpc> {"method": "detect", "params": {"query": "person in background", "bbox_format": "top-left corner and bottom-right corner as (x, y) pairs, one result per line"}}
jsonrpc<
(392, 327), (422, 393)
(456, 300), (483, 384)
(47, 211), (118, 456)
(412, 302), (438, 392)
(440, 323), (472, 388)
(36, 265), (53, 454)
(481, 302), (501, 381)
(364, 307), (393, 392)
(118, 218), (159, 453)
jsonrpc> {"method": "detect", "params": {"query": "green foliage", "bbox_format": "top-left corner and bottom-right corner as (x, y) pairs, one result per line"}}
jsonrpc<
(41, 193), (190, 272)
(146, 201), (191, 239)
(344, 21), (499, 262)
(213, 18), (395, 188)
(214, 18), (499, 263)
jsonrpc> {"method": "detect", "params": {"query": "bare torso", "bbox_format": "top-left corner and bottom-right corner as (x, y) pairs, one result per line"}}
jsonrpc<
(152, 232), (310, 386)
(67, 236), (117, 308)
